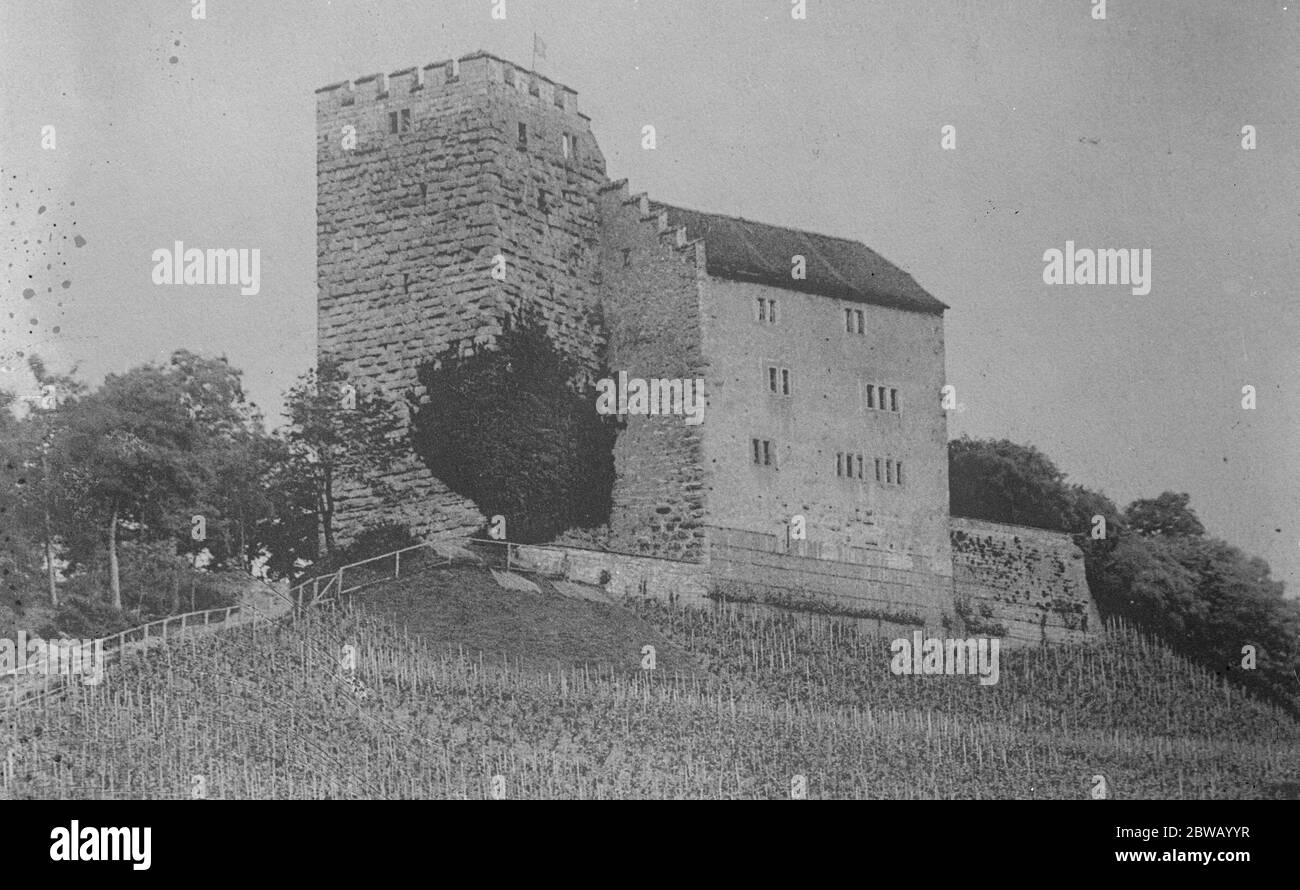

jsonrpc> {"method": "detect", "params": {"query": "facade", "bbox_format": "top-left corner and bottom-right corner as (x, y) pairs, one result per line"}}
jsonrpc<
(317, 52), (1097, 634)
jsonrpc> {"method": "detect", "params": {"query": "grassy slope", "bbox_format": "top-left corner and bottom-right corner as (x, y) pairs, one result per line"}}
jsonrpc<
(4, 563), (1298, 799)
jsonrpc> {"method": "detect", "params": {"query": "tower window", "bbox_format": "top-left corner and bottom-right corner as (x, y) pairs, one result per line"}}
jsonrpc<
(866, 385), (875, 409)
(757, 298), (777, 324)
(621, 248), (632, 268)
(518, 122), (528, 148)
(389, 108), (410, 133)
(836, 452), (844, 476)
(845, 308), (853, 332)
(875, 458), (882, 482)
(537, 189), (549, 212)
(896, 461), (904, 486)
(751, 438), (775, 467)
(419, 183), (427, 201)
(886, 459), (894, 485)
(781, 368), (791, 396)
(890, 388), (898, 412)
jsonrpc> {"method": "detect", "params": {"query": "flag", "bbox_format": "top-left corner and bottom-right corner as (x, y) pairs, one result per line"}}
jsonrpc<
(533, 33), (547, 61)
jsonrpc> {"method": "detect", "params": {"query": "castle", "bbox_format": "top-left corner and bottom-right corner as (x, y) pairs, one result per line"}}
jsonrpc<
(317, 51), (1098, 642)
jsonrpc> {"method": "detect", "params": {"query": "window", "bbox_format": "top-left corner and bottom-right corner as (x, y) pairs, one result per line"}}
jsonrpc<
(844, 307), (865, 334)
(856, 310), (864, 334)
(517, 122), (528, 148)
(896, 461), (904, 486)
(886, 459), (894, 484)
(751, 438), (774, 467)
(873, 457), (904, 487)
(504, 67), (516, 86)
(767, 366), (792, 396)
(537, 189), (549, 212)
(866, 383), (901, 413)
(388, 108), (411, 134)
(561, 132), (577, 161)
(875, 458), (882, 482)
(845, 308), (854, 332)
(756, 297), (778, 323)
(621, 248), (632, 268)
(839, 452), (867, 480)
(757, 297), (766, 322)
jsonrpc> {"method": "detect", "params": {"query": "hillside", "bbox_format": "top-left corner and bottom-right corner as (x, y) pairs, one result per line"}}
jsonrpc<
(3, 563), (1298, 800)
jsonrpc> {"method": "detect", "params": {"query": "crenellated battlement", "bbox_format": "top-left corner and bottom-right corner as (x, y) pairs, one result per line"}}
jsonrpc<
(316, 50), (585, 121)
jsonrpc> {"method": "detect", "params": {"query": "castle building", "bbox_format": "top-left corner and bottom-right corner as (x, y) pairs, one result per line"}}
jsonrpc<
(317, 52), (1096, 638)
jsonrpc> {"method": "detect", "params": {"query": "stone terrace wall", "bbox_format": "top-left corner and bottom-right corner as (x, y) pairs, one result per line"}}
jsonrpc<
(949, 516), (1100, 646)
(511, 542), (711, 607)
(595, 185), (709, 561)
(708, 526), (950, 626)
(317, 52), (609, 544)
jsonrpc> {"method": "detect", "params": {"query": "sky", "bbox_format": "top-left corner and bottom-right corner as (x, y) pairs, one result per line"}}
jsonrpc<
(1, 0), (1297, 590)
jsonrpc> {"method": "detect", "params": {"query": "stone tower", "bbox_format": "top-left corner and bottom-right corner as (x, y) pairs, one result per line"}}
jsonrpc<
(316, 51), (609, 542)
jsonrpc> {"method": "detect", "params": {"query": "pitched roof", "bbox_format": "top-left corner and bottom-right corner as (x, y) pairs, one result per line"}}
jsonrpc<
(660, 204), (948, 315)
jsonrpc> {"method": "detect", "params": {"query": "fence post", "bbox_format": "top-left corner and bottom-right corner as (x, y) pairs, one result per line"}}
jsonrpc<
(506, 543), (511, 572)
(395, 550), (401, 580)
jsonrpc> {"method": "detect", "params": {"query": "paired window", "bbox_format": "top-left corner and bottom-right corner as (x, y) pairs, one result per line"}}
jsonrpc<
(844, 308), (865, 334)
(756, 297), (778, 324)
(751, 438), (775, 467)
(561, 132), (578, 160)
(766, 366), (792, 396)
(388, 108), (412, 134)
(866, 384), (899, 413)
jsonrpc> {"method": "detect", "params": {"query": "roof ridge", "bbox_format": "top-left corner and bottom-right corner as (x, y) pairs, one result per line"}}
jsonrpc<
(657, 201), (870, 248)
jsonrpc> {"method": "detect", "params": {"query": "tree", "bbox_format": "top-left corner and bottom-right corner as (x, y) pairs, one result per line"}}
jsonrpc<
(1123, 491), (1205, 539)
(280, 358), (407, 562)
(948, 436), (1077, 531)
(57, 351), (263, 608)
(408, 309), (616, 542)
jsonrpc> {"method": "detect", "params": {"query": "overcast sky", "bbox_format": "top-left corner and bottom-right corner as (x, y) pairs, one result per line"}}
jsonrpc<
(2, 0), (1297, 591)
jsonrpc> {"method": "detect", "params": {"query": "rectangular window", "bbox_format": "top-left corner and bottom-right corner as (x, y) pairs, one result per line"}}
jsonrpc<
(856, 454), (864, 479)
(836, 452), (843, 477)
(757, 297), (767, 322)
(845, 308), (853, 332)
(781, 368), (791, 396)
(561, 132), (573, 159)
(896, 461), (904, 486)
(866, 385), (875, 409)
(389, 109), (411, 133)
(537, 189), (549, 212)
(767, 299), (777, 323)
(388, 111), (399, 134)
(768, 366), (778, 393)
(877, 386), (887, 410)
(886, 459), (894, 484)
(875, 458), (882, 482)
(753, 438), (762, 464)
(621, 248), (632, 268)
(518, 122), (528, 148)
(856, 310), (865, 334)
(890, 388), (898, 412)
(763, 440), (773, 466)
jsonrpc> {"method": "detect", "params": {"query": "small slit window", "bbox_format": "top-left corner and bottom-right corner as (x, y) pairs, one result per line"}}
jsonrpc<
(518, 122), (528, 148)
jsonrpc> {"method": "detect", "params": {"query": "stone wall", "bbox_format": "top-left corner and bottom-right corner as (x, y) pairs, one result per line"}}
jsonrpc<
(697, 277), (952, 576)
(316, 52), (609, 544)
(949, 516), (1100, 645)
(595, 184), (709, 560)
(510, 542), (711, 607)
